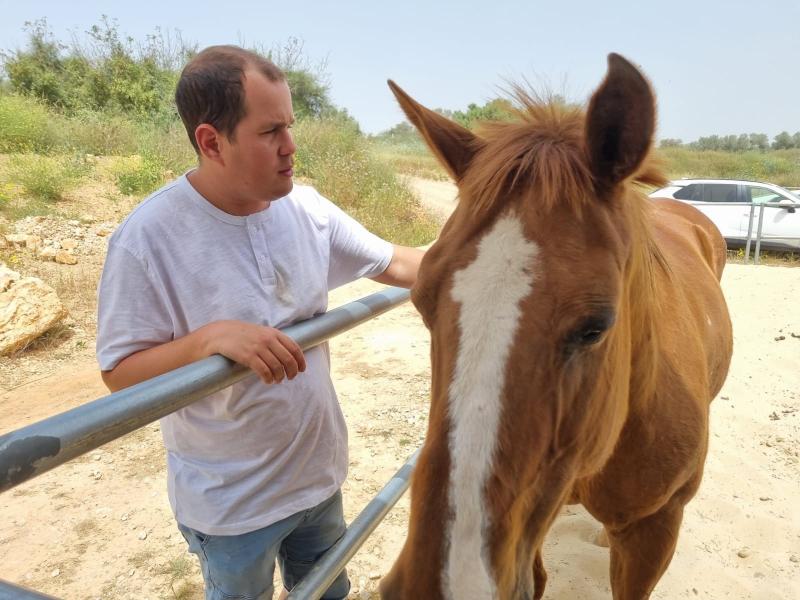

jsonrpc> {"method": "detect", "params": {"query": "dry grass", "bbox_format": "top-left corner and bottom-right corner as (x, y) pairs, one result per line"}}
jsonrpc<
(726, 248), (800, 267)
(73, 518), (99, 537)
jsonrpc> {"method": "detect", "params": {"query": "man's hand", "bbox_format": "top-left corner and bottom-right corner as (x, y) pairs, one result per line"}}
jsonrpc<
(205, 320), (307, 384)
(102, 319), (306, 392)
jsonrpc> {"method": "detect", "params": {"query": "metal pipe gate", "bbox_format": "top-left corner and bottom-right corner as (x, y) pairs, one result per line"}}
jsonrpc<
(0, 287), (418, 599)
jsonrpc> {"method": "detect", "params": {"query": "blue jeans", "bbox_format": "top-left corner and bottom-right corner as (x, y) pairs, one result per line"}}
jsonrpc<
(178, 490), (350, 600)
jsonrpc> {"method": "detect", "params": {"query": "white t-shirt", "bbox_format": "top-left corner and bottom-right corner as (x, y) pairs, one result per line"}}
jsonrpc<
(96, 174), (393, 535)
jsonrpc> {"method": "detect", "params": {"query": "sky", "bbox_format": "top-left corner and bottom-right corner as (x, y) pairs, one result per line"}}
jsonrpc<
(0, 0), (798, 142)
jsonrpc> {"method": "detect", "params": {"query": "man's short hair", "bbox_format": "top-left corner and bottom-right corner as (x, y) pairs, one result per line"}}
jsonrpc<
(175, 45), (286, 153)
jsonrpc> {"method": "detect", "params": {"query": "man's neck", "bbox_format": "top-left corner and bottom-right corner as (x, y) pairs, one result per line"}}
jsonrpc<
(187, 168), (269, 217)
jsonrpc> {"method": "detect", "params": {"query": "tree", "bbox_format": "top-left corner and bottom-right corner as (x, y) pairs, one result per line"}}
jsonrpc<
(692, 135), (721, 151)
(659, 138), (683, 148)
(772, 131), (794, 150)
(284, 69), (333, 120)
(452, 98), (514, 129)
(749, 133), (769, 151)
(2, 17), (184, 118)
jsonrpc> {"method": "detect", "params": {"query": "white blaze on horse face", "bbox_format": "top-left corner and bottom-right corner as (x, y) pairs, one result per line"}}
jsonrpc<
(443, 213), (539, 600)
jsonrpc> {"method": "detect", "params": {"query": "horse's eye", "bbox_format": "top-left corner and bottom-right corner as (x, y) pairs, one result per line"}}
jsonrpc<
(566, 313), (615, 350)
(578, 327), (605, 345)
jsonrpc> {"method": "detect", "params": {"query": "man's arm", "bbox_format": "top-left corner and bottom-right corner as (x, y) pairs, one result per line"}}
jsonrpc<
(370, 245), (425, 289)
(102, 320), (306, 392)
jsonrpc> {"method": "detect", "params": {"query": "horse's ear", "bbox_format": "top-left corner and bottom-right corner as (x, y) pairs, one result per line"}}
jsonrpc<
(388, 80), (483, 182)
(585, 53), (655, 191)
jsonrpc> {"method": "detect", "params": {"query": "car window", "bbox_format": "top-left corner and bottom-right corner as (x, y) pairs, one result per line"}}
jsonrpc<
(703, 184), (739, 203)
(673, 184), (703, 201)
(747, 187), (782, 204)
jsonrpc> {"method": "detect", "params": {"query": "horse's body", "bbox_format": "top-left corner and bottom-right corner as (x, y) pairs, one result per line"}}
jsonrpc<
(380, 55), (732, 600)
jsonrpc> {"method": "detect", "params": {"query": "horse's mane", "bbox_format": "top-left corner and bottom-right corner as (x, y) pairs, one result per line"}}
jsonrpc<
(461, 85), (667, 220)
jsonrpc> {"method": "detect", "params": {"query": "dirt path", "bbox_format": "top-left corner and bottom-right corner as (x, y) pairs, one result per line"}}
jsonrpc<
(2, 178), (800, 598)
(404, 175), (459, 220)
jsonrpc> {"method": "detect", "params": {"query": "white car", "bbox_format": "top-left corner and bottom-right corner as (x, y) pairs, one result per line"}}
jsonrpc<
(649, 179), (800, 251)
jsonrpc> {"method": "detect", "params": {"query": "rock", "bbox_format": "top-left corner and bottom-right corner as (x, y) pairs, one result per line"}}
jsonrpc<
(790, 555), (799, 563)
(5, 234), (27, 247)
(737, 547), (751, 558)
(55, 250), (78, 265)
(774, 335), (786, 341)
(0, 267), (68, 356)
(60, 238), (78, 251)
(51, 569), (60, 577)
(0, 264), (21, 292)
(0, 234), (8, 249)
(138, 530), (148, 540)
(24, 235), (43, 252)
(369, 572), (381, 580)
(759, 496), (772, 501)
(96, 226), (113, 237)
(38, 247), (57, 261)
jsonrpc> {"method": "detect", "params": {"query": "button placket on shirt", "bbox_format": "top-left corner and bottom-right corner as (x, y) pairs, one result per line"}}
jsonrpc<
(246, 218), (275, 284)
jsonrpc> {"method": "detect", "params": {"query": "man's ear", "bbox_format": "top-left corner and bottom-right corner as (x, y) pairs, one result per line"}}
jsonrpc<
(195, 124), (225, 164)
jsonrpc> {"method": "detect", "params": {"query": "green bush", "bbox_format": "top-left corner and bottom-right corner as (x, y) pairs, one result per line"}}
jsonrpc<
(294, 116), (439, 246)
(0, 94), (57, 152)
(110, 154), (166, 195)
(134, 119), (197, 177)
(60, 109), (141, 155)
(3, 18), (183, 119)
(5, 153), (90, 201)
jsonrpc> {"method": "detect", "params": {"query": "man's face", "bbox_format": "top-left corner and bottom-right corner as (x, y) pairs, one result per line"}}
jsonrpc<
(222, 70), (296, 203)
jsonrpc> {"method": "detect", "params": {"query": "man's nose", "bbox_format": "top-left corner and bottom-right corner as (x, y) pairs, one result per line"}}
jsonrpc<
(280, 129), (296, 156)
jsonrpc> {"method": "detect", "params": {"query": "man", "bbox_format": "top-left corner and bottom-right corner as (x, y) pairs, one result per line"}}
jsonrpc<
(96, 45), (424, 599)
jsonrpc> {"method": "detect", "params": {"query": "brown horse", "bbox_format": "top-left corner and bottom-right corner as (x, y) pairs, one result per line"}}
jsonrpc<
(379, 54), (732, 600)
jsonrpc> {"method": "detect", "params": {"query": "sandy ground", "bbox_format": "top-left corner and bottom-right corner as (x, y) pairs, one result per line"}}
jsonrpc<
(1, 178), (799, 599)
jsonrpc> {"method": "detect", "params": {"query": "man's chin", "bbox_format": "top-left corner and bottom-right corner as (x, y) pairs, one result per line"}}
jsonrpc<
(266, 181), (293, 203)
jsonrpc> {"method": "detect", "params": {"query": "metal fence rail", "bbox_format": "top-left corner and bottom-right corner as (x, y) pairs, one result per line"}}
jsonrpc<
(0, 287), (410, 493)
(287, 450), (418, 600)
(741, 200), (800, 264)
(0, 582), (58, 600)
(687, 200), (800, 264)
(0, 287), (416, 599)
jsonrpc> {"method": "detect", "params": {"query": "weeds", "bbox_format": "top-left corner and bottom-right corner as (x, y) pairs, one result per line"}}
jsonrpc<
(295, 117), (440, 246)
(4, 153), (91, 202)
(111, 153), (167, 195)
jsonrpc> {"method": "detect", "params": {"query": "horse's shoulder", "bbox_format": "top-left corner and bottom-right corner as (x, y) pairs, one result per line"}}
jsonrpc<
(650, 198), (727, 278)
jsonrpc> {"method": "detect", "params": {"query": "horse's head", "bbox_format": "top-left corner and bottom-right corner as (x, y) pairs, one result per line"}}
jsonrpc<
(381, 54), (667, 600)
